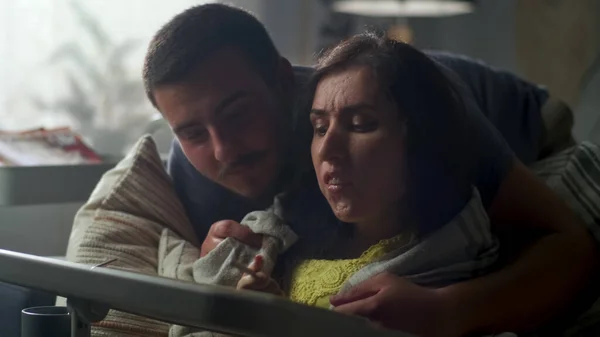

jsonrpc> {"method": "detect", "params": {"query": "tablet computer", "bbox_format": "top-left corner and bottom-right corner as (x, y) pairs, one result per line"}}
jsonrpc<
(0, 249), (412, 337)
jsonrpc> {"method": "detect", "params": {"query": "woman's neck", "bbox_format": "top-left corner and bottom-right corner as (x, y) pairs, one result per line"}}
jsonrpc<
(345, 206), (407, 258)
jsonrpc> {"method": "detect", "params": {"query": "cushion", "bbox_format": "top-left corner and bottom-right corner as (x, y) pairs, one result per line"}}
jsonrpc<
(531, 141), (600, 335)
(65, 135), (200, 337)
(532, 141), (600, 244)
(67, 135), (198, 261)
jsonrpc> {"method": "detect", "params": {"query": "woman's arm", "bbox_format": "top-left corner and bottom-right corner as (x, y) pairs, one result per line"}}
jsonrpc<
(443, 159), (598, 335)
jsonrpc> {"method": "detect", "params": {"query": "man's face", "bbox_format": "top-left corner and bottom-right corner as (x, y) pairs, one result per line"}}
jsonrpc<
(154, 48), (285, 199)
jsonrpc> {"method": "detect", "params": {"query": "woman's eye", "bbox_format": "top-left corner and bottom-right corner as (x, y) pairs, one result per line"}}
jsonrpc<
(352, 123), (377, 132)
(314, 126), (327, 136)
(310, 115), (329, 137)
(312, 123), (328, 136)
(351, 116), (378, 132)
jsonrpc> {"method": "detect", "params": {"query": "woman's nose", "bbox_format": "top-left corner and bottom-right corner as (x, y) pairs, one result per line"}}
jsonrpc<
(317, 125), (346, 163)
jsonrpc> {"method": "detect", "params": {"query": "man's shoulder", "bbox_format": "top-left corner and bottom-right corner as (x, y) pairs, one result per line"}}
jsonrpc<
(424, 50), (487, 70)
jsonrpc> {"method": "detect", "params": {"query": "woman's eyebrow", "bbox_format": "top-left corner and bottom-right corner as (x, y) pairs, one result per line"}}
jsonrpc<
(310, 103), (376, 116)
(340, 103), (377, 114)
(309, 109), (327, 117)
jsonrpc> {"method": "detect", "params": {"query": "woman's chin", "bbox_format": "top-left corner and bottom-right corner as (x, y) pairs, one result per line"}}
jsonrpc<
(331, 203), (361, 223)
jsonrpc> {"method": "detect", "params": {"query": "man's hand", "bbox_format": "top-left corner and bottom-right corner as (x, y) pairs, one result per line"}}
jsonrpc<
(331, 273), (460, 337)
(200, 220), (262, 257)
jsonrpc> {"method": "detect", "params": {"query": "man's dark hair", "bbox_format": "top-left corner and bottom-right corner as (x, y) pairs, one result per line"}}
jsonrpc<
(143, 4), (281, 108)
(297, 32), (476, 235)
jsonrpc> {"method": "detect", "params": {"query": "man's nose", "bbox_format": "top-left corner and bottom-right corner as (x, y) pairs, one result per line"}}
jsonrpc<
(211, 128), (238, 164)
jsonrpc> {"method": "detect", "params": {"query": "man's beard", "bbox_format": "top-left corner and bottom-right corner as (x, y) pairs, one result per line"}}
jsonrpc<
(226, 92), (294, 204)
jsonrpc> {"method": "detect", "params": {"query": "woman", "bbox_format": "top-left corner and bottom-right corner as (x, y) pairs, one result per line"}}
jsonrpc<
(236, 31), (600, 337)
(238, 32), (511, 336)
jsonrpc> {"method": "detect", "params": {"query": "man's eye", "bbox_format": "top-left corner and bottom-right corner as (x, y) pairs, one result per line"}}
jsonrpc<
(225, 110), (245, 122)
(181, 128), (208, 142)
(224, 104), (251, 124)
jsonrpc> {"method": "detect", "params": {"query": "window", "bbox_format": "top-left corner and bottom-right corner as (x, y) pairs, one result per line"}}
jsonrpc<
(0, 0), (214, 155)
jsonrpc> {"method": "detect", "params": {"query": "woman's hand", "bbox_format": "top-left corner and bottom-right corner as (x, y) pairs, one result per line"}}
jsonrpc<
(236, 255), (284, 296)
(331, 273), (460, 337)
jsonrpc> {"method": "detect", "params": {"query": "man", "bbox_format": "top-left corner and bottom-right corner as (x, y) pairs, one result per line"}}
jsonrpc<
(70, 3), (596, 337)
(152, 4), (595, 336)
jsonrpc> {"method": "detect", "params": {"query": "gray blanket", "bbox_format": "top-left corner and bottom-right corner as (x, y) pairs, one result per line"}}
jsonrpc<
(341, 188), (498, 293)
(170, 199), (298, 337)
(172, 188), (514, 337)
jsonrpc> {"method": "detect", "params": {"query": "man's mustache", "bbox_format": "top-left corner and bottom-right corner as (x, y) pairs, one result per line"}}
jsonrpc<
(217, 151), (268, 179)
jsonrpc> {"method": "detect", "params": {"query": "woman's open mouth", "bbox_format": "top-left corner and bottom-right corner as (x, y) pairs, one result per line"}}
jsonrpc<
(323, 173), (352, 192)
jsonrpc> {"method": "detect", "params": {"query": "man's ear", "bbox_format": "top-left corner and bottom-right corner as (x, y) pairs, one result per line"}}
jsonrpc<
(277, 57), (295, 95)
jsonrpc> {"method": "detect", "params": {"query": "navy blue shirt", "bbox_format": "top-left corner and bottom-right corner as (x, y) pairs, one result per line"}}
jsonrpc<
(426, 51), (547, 164)
(168, 52), (548, 239)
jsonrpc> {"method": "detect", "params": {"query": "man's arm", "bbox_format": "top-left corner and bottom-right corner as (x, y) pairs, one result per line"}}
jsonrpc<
(67, 207), (171, 337)
(330, 159), (597, 337)
(431, 56), (596, 332)
(444, 159), (598, 334)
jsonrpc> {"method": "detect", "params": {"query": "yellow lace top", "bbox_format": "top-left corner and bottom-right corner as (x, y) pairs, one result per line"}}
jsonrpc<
(288, 234), (410, 309)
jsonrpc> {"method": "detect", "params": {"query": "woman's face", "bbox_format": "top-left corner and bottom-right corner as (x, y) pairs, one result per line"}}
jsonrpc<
(310, 66), (406, 224)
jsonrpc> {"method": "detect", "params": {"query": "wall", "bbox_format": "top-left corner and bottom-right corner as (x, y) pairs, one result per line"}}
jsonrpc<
(409, 0), (517, 73)
(573, 5), (600, 143)
(221, 0), (323, 65)
(255, 0), (519, 73)
(410, 0), (600, 142)
(219, 0), (263, 17)
(579, 63), (600, 143)
(515, 0), (600, 141)
(262, 0), (324, 65)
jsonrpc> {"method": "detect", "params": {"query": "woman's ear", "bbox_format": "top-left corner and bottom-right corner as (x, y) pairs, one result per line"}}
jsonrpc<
(277, 57), (295, 95)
